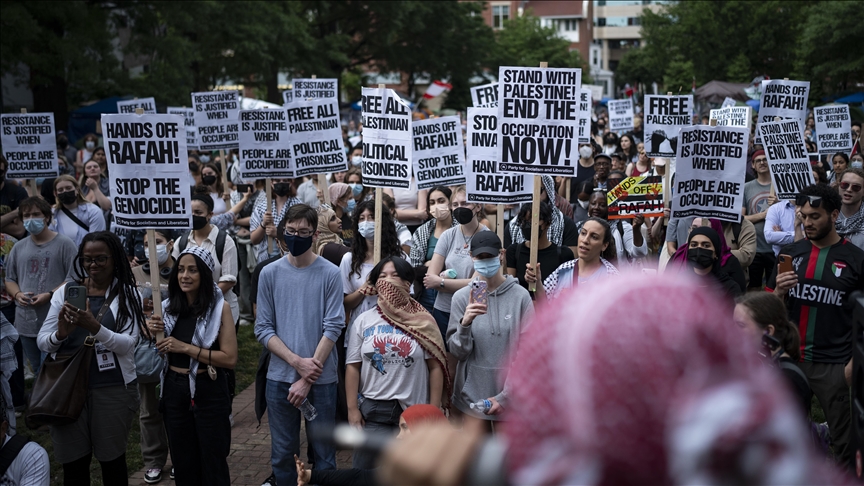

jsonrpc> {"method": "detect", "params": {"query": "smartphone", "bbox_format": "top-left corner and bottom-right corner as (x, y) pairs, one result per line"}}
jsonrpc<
(470, 280), (488, 306)
(760, 333), (781, 359)
(65, 285), (87, 310)
(236, 184), (252, 193)
(778, 254), (793, 275)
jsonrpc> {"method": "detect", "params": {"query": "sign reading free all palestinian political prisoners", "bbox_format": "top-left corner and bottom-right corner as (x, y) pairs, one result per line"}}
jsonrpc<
(644, 95), (692, 157)
(497, 66), (581, 176)
(117, 98), (157, 114)
(0, 113), (58, 179)
(471, 82), (498, 108)
(465, 107), (531, 204)
(412, 115), (466, 189)
(166, 107), (198, 150)
(608, 99), (634, 132)
(814, 104), (852, 155)
(607, 176), (664, 220)
(759, 119), (815, 201)
(291, 78), (338, 100)
(101, 113), (192, 229)
(286, 98), (348, 177)
(361, 87), (411, 188)
(672, 125), (749, 222)
(238, 108), (293, 179)
(192, 90), (240, 151)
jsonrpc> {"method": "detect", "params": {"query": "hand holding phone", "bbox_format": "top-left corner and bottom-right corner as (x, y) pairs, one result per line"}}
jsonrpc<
(470, 280), (488, 306)
(778, 254), (793, 275)
(64, 285), (87, 310)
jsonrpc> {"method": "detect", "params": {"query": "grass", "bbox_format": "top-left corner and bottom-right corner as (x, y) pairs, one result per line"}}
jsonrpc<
(15, 324), (262, 486)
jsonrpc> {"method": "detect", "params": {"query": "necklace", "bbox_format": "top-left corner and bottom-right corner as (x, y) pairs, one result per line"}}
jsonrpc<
(461, 224), (480, 249)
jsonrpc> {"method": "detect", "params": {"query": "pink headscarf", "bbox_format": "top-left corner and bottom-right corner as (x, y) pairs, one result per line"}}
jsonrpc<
(670, 218), (734, 268)
(503, 273), (851, 485)
(329, 182), (350, 206)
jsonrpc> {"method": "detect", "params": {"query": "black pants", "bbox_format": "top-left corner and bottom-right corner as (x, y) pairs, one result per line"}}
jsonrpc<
(748, 251), (776, 289)
(162, 369), (232, 486)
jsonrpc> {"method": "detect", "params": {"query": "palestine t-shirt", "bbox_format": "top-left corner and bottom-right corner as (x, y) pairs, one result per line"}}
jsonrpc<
(767, 239), (864, 363)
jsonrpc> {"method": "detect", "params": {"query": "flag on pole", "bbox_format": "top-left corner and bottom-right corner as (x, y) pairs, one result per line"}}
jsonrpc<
(423, 80), (453, 99)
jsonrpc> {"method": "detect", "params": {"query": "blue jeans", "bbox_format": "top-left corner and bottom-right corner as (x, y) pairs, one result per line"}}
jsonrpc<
(266, 380), (337, 486)
(419, 288), (438, 314)
(20, 335), (45, 375)
(432, 309), (450, 348)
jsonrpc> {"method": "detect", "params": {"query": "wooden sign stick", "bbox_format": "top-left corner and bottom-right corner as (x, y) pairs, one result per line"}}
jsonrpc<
(373, 83), (386, 263)
(527, 62), (548, 292)
(218, 149), (229, 191)
(497, 204), (505, 246)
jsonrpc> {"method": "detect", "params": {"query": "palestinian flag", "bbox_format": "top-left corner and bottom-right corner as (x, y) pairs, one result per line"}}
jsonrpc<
(832, 261), (846, 277)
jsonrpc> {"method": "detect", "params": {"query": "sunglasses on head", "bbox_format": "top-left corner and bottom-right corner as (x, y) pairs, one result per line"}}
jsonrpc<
(795, 194), (822, 208)
(840, 182), (863, 192)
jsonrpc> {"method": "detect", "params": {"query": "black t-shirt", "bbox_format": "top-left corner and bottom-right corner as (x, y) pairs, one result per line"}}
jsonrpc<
(561, 217), (579, 247)
(250, 255), (281, 306)
(568, 163), (595, 203)
(169, 315), (197, 368)
(506, 242), (574, 297)
(767, 239), (864, 363)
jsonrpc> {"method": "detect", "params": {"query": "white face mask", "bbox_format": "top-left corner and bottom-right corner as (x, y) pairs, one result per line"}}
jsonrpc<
(579, 146), (593, 159)
(577, 199), (589, 209)
(351, 155), (363, 166)
(357, 221), (375, 239)
(144, 244), (170, 265)
(85, 141), (95, 150)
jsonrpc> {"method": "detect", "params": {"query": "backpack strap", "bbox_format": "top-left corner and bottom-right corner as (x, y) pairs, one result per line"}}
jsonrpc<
(178, 232), (190, 254)
(61, 206), (90, 231)
(215, 228), (226, 266)
(778, 359), (810, 387)
(0, 434), (30, 476)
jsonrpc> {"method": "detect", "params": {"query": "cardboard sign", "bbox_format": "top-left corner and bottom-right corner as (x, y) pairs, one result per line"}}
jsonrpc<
(578, 88), (592, 144)
(117, 98), (157, 114)
(192, 90), (240, 151)
(465, 107), (531, 204)
(471, 82), (498, 108)
(238, 108), (293, 179)
(412, 115), (466, 189)
(608, 99), (634, 132)
(758, 119), (815, 201)
(813, 104), (852, 155)
(672, 125), (749, 222)
(755, 79), (810, 143)
(496, 66), (582, 176)
(644, 95), (693, 157)
(282, 89), (293, 104)
(166, 107), (198, 150)
(360, 87), (412, 188)
(721, 97), (737, 108)
(607, 175), (664, 220)
(101, 113), (192, 229)
(0, 113), (58, 179)
(286, 98), (348, 176)
(291, 78), (338, 100)
(709, 106), (751, 129)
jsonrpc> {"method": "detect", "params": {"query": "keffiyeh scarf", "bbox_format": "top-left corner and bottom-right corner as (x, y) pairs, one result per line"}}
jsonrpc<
(509, 176), (565, 246)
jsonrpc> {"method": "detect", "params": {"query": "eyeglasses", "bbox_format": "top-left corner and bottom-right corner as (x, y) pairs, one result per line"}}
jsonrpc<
(753, 158), (768, 164)
(81, 256), (111, 267)
(840, 182), (863, 192)
(795, 195), (822, 208)
(284, 228), (314, 238)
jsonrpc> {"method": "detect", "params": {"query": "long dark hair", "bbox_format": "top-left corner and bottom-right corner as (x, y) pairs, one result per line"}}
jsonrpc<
(619, 133), (638, 160)
(166, 252), (215, 318)
(350, 199), (402, 278)
(73, 231), (144, 335)
(368, 256), (416, 287)
(580, 217), (617, 264)
(736, 292), (801, 361)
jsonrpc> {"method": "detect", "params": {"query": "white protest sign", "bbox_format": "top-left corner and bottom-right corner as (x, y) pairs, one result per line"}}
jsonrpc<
(412, 116), (466, 189)
(166, 107), (198, 150)
(238, 108), (293, 179)
(0, 113), (58, 179)
(117, 98), (157, 115)
(291, 78), (338, 100)
(709, 106), (751, 129)
(672, 125), (749, 222)
(644, 95), (693, 157)
(578, 88), (591, 144)
(759, 119), (815, 201)
(192, 90), (240, 151)
(361, 87), (411, 188)
(287, 98), (348, 177)
(721, 97), (737, 108)
(583, 84), (604, 102)
(497, 66), (581, 176)
(282, 89), (293, 104)
(466, 107), (531, 204)
(756, 79), (810, 143)
(813, 104), (852, 155)
(101, 113), (192, 229)
(471, 82), (498, 108)
(608, 99), (634, 132)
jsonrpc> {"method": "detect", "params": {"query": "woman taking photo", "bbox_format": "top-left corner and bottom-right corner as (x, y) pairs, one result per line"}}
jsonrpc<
(79, 156), (111, 211)
(345, 257), (449, 469)
(38, 232), (144, 485)
(680, 226), (745, 300)
(49, 175), (106, 247)
(146, 247), (237, 485)
(409, 186), (457, 313)
(199, 163), (228, 215)
(538, 217), (619, 301)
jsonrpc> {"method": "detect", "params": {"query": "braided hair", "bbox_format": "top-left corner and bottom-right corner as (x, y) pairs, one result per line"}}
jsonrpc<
(72, 231), (145, 335)
(350, 199), (402, 279)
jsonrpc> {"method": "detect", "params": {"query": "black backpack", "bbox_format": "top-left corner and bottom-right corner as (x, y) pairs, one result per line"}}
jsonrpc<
(0, 434), (30, 476)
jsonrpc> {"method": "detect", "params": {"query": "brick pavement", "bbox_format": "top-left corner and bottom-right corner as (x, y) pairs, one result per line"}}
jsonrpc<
(130, 384), (353, 485)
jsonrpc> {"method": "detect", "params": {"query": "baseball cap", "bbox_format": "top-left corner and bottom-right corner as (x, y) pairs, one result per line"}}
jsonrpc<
(470, 232), (502, 257)
(594, 153), (612, 164)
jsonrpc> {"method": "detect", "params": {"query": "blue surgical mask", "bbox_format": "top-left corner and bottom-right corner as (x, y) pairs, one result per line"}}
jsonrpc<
(351, 155), (363, 166)
(358, 221), (375, 239)
(473, 257), (501, 278)
(35, 177), (45, 187)
(853, 161), (863, 170)
(346, 199), (356, 213)
(349, 182), (363, 196)
(199, 154), (211, 163)
(23, 218), (45, 235)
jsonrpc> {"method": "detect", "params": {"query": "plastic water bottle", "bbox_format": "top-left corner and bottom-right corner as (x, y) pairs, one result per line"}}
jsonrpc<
(443, 269), (458, 279)
(469, 399), (492, 414)
(297, 399), (318, 421)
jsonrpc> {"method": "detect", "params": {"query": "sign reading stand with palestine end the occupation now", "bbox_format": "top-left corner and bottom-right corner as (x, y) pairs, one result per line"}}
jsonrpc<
(412, 115), (466, 189)
(759, 119), (815, 201)
(360, 87), (412, 188)
(286, 98), (348, 176)
(465, 107), (531, 204)
(192, 90), (240, 151)
(0, 112), (58, 179)
(101, 113), (192, 229)
(496, 66), (581, 176)
(238, 107), (293, 180)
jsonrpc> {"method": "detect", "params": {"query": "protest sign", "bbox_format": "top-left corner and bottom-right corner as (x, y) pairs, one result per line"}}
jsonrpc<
(755, 79), (809, 143)
(166, 107), (198, 150)
(607, 175), (664, 220)
(709, 106), (751, 129)
(758, 119), (814, 201)
(286, 98), (348, 177)
(117, 98), (157, 114)
(412, 115), (466, 189)
(496, 66), (581, 176)
(360, 87), (412, 188)
(192, 90), (240, 151)
(608, 99), (634, 132)
(578, 88), (592, 144)
(672, 125), (748, 222)
(465, 107), (531, 204)
(0, 112), (58, 179)
(721, 97), (737, 108)
(238, 108), (293, 179)
(471, 82), (498, 108)
(583, 84), (604, 102)
(813, 104), (852, 155)
(291, 78), (338, 100)
(101, 113), (192, 229)
(644, 95), (692, 157)
(282, 89), (293, 104)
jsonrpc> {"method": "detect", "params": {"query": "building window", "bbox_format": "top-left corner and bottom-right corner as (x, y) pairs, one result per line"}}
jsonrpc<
(552, 18), (580, 32)
(493, 5), (510, 29)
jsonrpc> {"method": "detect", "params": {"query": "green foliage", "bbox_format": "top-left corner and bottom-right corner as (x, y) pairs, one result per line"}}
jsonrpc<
(725, 53), (752, 83)
(794, 0), (864, 94)
(662, 57), (694, 94)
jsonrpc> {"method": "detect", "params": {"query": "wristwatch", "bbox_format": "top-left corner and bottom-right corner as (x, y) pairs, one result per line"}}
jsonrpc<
(439, 279), (445, 289)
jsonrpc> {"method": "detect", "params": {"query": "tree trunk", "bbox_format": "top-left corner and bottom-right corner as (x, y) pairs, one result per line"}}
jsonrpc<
(31, 69), (68, 131)
(266, 61), (280, 104)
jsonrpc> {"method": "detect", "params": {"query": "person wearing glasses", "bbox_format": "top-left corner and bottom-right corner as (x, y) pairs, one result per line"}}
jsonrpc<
(39, 232), (145, 485)
(742, 150), (778, 290)
(836, 168), (864, 250)
(768, 184), (864, 471)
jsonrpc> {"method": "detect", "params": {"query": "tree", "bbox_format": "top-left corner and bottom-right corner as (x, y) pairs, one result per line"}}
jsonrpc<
(615, 48), (663, 89)
(489, 13), (588, 77)
(794, 1), (864, 97)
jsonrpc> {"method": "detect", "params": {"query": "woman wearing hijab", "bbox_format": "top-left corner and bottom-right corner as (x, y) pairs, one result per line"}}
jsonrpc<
(329, 182), (354, 244)
(315, 206), (350, 266)
(538, 217), (619, 301)
(146, 246), (238, 485)
(682, 225), (746, 299)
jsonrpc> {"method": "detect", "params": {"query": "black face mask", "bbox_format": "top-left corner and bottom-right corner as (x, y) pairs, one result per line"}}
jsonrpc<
(189, 162), (199, 173)
(58, 138), (69, 148)
(687, 247), (715, 270)
(453, 207), (474, 225)
(58, 191), (77, 205)
(273, 183), (292, 197)
(520, 221), (545, 240)
(202, 175), (217, 186)
(192, 215), (208, 230)
(282, 233), (313, 256)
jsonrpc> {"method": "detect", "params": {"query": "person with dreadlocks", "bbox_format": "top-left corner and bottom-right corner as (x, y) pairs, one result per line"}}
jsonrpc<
(38, 231), (144, 485)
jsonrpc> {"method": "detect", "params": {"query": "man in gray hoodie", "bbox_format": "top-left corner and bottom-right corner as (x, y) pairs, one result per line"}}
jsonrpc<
(447, 232), (534, 422)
